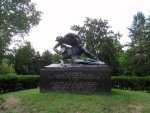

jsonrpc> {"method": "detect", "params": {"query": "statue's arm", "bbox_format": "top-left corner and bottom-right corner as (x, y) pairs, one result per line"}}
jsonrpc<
(53, 43), (61, 54)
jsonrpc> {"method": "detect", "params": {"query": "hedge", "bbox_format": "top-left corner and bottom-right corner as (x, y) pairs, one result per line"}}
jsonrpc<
(112, 76), (150, 92)
(0, 75), (150, 93)
(0, 75), (39, 93)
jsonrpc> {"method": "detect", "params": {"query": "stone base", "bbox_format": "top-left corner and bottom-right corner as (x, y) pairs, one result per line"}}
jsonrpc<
(40, 64), (111, 94)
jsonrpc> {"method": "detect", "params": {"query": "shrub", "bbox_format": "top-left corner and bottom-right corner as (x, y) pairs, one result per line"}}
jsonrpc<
(112, 76), (150, 92)
(0, 59), (16, 75)
(0, 75), (39, 93)
(0, 65), (16, 75)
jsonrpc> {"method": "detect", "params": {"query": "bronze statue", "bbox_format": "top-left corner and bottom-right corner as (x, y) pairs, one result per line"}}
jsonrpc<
(53, 33), (103, 65)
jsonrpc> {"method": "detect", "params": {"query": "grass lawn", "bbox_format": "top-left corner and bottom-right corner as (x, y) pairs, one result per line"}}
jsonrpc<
(1, 89), (150, 113)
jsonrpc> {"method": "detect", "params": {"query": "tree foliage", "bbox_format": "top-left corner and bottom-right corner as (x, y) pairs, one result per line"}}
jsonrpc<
(0, 59), (16, 75)
(32, 51), (42, 74)
(71, 17), (122, 74)
(41, 50), (53, 68)
(52, 53), (60, 63)
(13, 42), (54, 75)
(14, 42), (36, 74)
(0, 0), (42, 63)
(127, 12), (150, 76)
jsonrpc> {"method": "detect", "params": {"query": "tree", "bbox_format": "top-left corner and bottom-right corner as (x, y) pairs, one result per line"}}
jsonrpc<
(71, 17), (122, 75)
(118, 50), (132, 75)
(32, 51), (42, 74)
(0, 0), (42, 63)
(41, 50), (53, 67)
(14, 41), (36, 74)
(127, 12), (150, 76)
(128, 12), (146, 49)
(52, 53), (60, 63)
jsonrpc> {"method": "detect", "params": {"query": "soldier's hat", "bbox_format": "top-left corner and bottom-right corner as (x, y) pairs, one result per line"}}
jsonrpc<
(55, 36), (62, 41)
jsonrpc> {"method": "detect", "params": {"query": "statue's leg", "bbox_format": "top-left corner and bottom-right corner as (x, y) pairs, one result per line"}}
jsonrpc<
(81, 46), (98, 61)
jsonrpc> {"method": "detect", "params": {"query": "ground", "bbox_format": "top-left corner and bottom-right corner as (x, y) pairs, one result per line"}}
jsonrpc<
(1, 89), (150, 113)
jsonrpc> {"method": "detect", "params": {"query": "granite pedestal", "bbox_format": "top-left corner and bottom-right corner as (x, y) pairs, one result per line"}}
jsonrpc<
(40, 64), (111, 94)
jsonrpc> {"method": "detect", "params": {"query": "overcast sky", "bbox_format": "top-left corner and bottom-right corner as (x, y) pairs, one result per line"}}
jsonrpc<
(26, 0), (150, 53)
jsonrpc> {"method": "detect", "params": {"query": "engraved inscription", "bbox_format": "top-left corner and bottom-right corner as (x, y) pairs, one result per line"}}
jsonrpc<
(50, 81), (98, 94)
(48, 72), (100, 80)
(47, 72), (100, 94)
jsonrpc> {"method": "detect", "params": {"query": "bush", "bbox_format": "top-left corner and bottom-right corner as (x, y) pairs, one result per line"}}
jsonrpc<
(0, 59), (16, 75)
(0, 65), (16, 75)
(112, 76), (150, 92)
(0, 75), (39, 93)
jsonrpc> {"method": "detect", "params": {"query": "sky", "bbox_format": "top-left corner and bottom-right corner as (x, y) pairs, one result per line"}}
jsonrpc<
(25, 0), (150, 53)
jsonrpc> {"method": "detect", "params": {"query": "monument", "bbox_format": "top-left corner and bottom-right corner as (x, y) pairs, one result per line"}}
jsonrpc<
(40, 33), (111, 94)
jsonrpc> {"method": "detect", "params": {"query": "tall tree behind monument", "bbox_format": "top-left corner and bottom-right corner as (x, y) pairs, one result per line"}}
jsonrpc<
(0, 0), (42, 63)
(71, 17), (122, 75)
(127, 12), (150, 76)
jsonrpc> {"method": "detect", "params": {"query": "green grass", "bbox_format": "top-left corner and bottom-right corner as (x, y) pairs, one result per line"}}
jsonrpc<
(1, 89), (150, 113)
